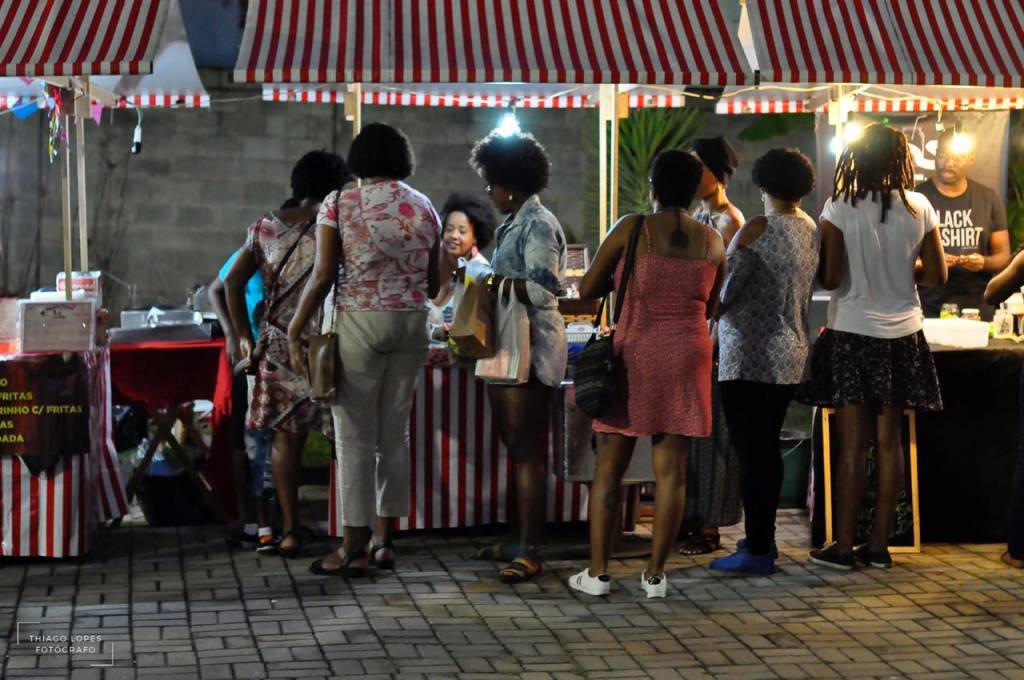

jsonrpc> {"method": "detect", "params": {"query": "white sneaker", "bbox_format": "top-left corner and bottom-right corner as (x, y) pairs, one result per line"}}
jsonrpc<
(641, 571), (667, 599)
(568, 568), (611, 596)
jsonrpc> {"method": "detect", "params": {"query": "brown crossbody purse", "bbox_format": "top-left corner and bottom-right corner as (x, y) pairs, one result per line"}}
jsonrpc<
(306, 194), (342, 401)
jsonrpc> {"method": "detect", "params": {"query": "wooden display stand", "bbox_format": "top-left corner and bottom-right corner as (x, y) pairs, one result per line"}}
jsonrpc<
(821, 408), (921, 554)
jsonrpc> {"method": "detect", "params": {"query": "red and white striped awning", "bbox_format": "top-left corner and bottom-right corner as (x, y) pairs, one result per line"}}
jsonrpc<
(746, 0), (1024, 86)
(0, 0), (207, 109)
(888, 0), (1024, 88)
(715, 84), (1024, 115)
(0, 0), (170, 77)
(264, 83), (598, 108)
(263, 83), (693, 110)
(236, 0), (752, 85)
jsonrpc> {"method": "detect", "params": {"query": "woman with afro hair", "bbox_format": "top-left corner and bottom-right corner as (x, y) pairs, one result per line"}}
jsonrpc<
(428, 192), (498, 342)
(456, 130), (567, 583)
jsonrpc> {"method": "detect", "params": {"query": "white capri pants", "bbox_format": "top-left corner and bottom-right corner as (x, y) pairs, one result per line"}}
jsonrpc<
(332, 310), (428, 528)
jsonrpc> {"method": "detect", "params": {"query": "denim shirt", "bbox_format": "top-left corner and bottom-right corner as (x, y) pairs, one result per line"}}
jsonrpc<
(490, 195), (568, 387)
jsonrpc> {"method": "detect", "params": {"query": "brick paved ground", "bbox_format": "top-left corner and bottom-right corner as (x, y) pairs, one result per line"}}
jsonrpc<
(1, 510), (1023, 680)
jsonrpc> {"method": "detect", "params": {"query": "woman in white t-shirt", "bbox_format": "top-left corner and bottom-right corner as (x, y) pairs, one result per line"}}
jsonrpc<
(428, 192), (497, 342)
(799, 124), (947, 571)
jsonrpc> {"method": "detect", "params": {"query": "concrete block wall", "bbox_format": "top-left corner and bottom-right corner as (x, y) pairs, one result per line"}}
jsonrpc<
(0, 70), (816, 316)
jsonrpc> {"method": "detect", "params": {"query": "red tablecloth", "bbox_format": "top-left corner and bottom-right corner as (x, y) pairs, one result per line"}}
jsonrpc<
(109, 338), (236, 519)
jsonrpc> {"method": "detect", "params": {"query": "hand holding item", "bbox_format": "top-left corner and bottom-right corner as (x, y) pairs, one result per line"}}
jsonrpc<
(226, 337), (242, 367)
(288, 336), (305, 376)
(959, 253), (985, 272)
(945, 253), (960, 267)
(232, 336), (255, 374)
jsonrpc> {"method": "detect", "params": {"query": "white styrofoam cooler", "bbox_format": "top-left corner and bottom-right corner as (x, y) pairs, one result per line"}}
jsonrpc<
(922, 318), (989, 349)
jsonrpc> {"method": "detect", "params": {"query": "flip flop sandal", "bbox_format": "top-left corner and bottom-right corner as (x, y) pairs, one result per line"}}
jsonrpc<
(472, 542), (517, 562)
(369, 543), (395, 570)
(499, 555), (542, 584)
(276, 530), (303, 560)
(310, 549), (368, 578)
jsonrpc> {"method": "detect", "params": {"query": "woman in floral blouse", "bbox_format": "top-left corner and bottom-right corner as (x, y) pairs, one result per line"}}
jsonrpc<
(289, 124), (442, 577)
(462, 131), (567, 583)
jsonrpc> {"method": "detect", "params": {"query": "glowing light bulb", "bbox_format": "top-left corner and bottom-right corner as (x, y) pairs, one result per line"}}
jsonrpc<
(829, 136), (844, 155)
(843, 122), (864, 144)
(950, 131), (975, 155)
(495, 111), (520, 137)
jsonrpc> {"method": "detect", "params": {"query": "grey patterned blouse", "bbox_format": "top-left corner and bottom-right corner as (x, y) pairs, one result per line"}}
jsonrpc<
(490, 195), (568, 388)
(718, 209), (820, 385)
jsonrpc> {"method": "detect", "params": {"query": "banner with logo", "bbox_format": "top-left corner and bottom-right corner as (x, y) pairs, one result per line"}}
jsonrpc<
(814, 111), (1010, 211)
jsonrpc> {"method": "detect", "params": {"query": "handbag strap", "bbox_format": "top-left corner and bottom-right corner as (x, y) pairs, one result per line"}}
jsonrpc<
(609, 215), (645, 325)
(262, 217), (314, 320)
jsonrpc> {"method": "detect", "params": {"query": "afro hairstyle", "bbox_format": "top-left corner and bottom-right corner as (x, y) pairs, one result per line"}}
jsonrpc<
(469, 131), (551, 197)
(440, 192), (499, 249)
(752, 148), (816, 202)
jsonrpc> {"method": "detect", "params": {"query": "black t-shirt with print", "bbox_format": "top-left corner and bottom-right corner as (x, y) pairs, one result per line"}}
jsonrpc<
(916, 179), (1008, 320)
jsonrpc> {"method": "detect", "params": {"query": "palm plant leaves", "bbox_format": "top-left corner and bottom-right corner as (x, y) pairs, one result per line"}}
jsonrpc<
(617, 107), (704, 216)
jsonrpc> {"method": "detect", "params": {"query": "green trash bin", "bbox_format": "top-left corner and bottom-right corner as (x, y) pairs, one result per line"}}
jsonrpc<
(779, 430), (811, 509)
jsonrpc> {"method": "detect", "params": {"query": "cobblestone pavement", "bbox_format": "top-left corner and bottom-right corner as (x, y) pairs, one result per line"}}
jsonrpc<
(1, 511), (1023, 680)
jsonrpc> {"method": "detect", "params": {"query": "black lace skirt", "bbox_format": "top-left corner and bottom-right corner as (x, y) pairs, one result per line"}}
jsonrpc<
(797, 328), (943, 411)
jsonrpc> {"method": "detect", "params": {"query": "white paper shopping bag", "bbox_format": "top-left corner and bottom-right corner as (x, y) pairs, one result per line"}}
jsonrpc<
(474, 279), (530, 385)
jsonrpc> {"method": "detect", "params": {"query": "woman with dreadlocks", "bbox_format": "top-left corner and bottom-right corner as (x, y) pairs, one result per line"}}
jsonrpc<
(799, 123), (947, 570)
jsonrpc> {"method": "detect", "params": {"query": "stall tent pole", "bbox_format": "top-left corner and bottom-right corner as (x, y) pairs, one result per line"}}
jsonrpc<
(75, 81), (89, 272)
(598, 85), (612, 242)
(60, 113), (73, 301)
(346, 83), (363, 186)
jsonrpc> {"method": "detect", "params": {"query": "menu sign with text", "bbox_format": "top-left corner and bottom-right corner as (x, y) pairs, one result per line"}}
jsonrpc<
(0, 353), (89, 459)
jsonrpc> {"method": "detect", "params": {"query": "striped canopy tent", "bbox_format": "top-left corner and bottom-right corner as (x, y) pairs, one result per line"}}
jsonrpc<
(0, 0), (207, 110)
(234, 0), (752, 86)
(0, 0), (168, 77)
(715, 84), (1024, 115)
(262, 82), (693, 110)
(745, 0), (1024, 86)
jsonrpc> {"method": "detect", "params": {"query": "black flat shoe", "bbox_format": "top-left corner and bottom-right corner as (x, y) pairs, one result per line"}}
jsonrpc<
(369, 543), (395, 570)
(808, 542), (855, 571)
(310, 549), (368, 578)
(277, 531), (303, 560)
(853, 544), (893, 569)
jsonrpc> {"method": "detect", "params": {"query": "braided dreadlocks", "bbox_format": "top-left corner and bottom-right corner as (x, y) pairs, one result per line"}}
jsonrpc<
(831, 123), (916, 223)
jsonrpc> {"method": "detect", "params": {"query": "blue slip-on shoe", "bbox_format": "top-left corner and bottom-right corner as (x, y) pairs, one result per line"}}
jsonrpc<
(710, 550), (776, 575)
(736, 537), (779, 560)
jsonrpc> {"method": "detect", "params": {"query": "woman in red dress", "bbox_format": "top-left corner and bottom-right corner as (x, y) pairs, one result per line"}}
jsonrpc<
(572, 150), (726, 599)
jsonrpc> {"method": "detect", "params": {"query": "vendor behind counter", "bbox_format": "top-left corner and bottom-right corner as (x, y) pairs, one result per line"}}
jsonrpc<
(917, 129), (1010, 321)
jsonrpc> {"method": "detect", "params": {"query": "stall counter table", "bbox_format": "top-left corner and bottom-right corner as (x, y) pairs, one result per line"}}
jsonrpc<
(810, 338), (1023, 546)
(109, 338), (236, 519)
(328, 352), (589, 534)
(0, 348), (129, 558)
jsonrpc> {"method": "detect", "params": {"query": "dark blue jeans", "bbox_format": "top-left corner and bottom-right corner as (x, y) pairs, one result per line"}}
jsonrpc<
(1010, 368), (1024, 559)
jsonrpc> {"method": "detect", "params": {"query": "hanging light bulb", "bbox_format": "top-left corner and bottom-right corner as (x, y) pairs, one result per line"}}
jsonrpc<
(495, 111), (520, 137)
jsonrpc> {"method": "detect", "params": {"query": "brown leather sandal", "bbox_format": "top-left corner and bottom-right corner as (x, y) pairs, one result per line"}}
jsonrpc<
(499, 554), (542, 583)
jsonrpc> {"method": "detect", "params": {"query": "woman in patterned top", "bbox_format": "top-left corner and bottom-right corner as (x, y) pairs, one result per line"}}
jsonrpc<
(461, 131), (567, 583)
(679, 136), (745, 557)
(288, 124), (443, 577)
(709, 149), (820, 575)
(224, 150), (352, 559)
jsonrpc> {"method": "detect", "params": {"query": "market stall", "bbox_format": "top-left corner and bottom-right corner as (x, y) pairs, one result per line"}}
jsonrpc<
(0, 0), (213, 557)
(735, 0), (1024, 545)
(235, 0), (752, 533)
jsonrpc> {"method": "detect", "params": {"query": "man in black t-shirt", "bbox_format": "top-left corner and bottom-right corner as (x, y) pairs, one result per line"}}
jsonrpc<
(917, 130), (1010, 320)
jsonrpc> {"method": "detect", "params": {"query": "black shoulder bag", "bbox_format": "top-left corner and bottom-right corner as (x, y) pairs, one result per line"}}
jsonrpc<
(572, 216), (644, 418)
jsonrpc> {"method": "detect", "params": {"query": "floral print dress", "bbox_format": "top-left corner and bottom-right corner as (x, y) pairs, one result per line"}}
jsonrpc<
(489, 195), (568, 388)
(246, 212), (332, 435)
